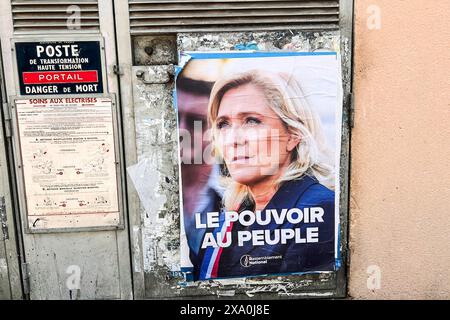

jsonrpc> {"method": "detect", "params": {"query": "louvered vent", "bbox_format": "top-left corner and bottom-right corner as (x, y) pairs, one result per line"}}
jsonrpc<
(12, 0), (100, 33)
(129, 0), (340, 34)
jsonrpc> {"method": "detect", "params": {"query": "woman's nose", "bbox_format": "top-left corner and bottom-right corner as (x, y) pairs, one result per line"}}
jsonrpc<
(224, 125), (247, 146)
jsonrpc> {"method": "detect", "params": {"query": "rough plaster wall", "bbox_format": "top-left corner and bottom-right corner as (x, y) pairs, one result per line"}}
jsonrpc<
(349, 0), (450, 299)
(132, 31), (346, 298)
(178, 31), (340, 52)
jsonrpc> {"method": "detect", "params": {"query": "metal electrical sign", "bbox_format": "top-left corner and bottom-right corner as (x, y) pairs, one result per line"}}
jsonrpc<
(13, 39), (105, 95)
(11, 95), (123, 232)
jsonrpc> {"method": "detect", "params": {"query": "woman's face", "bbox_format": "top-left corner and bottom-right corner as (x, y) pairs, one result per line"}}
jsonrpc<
(215, 83), (298, 186)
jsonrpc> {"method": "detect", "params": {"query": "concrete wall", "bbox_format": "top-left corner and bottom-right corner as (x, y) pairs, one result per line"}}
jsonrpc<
(349, 0), (450, 299)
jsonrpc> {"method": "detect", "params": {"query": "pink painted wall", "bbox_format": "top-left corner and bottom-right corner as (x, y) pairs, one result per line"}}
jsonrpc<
(349, 0), (450, 299)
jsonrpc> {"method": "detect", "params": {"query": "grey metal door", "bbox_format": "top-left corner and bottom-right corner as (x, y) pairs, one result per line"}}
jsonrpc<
(0, 0), (132, 300)
(0, 44), (22, 299)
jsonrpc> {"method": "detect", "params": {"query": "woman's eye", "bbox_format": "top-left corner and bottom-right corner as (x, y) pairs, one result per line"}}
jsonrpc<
(245, 117), (262, 126)
(216, 120), (229, 129)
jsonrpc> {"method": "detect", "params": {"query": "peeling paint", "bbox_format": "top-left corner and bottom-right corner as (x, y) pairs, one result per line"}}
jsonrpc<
(279, 291), (335, 297)
(127, 158), (168, 218)
(178, 31), (340, 53)
(217, 289), (236, 297)
(0, 258), (7, 272)
(0, 257), (8, 297)
(132, 226), (142, 273)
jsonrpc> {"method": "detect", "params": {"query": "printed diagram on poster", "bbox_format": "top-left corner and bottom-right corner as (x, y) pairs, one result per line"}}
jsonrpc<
(13, 38), (105, 95)
(175, 52), (343, 281)
(12, 96), (121, 231)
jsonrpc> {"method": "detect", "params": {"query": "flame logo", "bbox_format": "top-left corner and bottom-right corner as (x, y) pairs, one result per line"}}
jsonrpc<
(240, 255), (251, 268)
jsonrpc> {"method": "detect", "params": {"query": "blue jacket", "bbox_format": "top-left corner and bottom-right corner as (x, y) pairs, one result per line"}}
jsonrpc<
(191, 174), (336, 280)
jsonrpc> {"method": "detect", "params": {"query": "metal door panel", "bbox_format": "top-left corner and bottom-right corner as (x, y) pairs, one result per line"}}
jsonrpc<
(26, 232), (121, 299)
(0, 0), (133, 300)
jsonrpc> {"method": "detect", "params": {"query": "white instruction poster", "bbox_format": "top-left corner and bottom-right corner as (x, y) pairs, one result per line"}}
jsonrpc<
(14, 96), (120, 231)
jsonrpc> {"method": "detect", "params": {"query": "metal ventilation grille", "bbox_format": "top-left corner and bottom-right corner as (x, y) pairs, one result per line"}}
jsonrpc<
(129, 0), (340, 34)
(12, 0), (100, 33)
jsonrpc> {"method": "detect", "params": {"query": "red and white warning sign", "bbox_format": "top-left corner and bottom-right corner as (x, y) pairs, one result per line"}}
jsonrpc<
(22, 70), (99, 84)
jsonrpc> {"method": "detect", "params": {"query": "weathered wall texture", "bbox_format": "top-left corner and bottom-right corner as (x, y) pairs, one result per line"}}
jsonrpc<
(349, 0), (450, 299)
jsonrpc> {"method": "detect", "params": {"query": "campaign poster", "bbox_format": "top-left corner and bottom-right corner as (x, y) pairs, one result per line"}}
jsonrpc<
(176, 52), (342, 281)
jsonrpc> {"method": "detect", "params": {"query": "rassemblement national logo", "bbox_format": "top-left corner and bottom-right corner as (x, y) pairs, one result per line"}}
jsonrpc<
(240, 255), (283, 268)
(240, 255), (251, 267)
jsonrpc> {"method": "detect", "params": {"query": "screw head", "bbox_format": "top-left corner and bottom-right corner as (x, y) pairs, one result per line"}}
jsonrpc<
(144, 46), (154, 56)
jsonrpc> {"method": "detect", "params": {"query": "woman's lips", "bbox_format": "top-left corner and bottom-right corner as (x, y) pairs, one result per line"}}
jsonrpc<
(230, 156), (253, 164)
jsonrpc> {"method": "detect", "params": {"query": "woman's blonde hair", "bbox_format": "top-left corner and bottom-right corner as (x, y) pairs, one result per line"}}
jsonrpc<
(207, 69), (335, 210)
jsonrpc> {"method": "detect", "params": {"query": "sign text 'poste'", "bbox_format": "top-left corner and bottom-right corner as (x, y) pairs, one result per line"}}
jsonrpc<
(15, 40), (104, 95)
